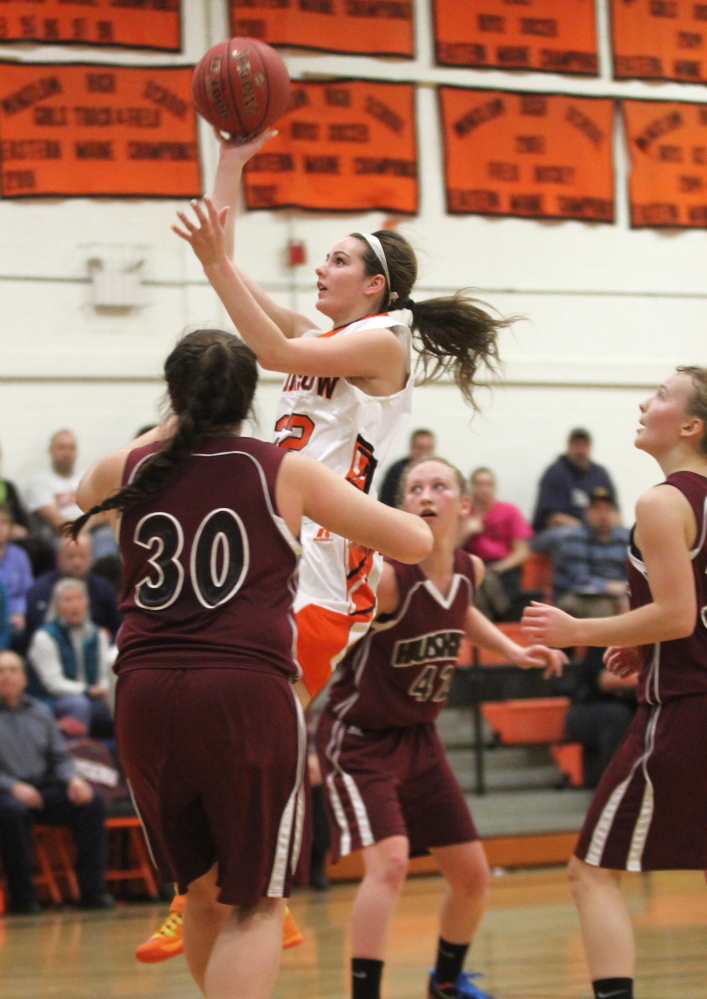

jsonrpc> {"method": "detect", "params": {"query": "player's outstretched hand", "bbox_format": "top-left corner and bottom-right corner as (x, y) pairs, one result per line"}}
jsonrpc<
(214, 126), (278, 170)
(603, 645), (641, 678)
(173, 196), (229, 269)
(521, 601), (579, 648)
(512, 644), (568, 679)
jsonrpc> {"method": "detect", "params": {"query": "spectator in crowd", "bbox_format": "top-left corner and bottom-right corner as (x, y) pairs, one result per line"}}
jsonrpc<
(552, 488), (629, 619)
(0, 504), (33, 641)
(461, 467), (532, 619)
(27, 578), (113, 738)
(0, 649), (112, 913)
(0, 578), (10, 652)
(0, 443), (30, 538)
(378, 429), (436, 507)
(25, 430), (116, 560)
(25, 430), (83, 538)
(23, 533), (121, 650)
(531, 429), (617, 556)
(564, 646), (637, 789)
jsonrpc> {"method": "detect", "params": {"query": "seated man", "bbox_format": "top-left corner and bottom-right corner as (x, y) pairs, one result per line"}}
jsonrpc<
(0, 503), (33, 641)
(27, 578), (113, 738)
(23, 533), (121, 651)
(24, 429), (116, 560)
(531, 428), (617, 557)
(552, 488), (629, 619)
(0, 650), (113, 913)
(461, 466), (532, 620)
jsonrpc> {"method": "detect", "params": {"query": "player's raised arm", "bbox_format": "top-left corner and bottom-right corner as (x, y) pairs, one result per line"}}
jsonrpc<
(174, 197), (405, 382)
(277, 453), (433, 566)
(522, 484), (697, 649)
(210, 131), (315, 340)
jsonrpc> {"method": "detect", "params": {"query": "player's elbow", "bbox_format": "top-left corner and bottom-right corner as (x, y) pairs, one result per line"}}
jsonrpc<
(661, 601), (697, 640)
(392, 520), (434, 565)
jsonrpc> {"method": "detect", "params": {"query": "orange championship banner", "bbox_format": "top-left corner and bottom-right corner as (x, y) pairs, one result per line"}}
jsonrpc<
(623, 99), (707, 228)
(0, 0), (181, 51)
(433, 0), (598, 75)
(610, 1), (707, 83)
(438, 87), (614, 222)
(243, 80), (417, 214)
(230, 0), (414, 58)
(0, 63), (201, 199)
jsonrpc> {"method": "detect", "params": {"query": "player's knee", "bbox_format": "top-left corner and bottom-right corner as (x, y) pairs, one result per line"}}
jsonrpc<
(373, 853), (408, 894)
(448, 860), (491, 900)
(567, 855), (599, 900)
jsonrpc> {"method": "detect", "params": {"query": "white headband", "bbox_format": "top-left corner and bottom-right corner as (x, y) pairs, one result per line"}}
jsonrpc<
(353, 232), (398, 304)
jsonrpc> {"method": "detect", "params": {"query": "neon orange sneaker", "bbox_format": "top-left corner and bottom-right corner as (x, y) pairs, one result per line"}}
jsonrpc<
(282, 907), (304, 949)
(135, 894), (185, 963)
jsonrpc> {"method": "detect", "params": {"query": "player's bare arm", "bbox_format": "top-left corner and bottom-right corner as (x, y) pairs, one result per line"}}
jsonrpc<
(277, 453), (432, 566)
(522, 484), (697, 648)
(210, 131), (315, 340)
(174, 199), (405, 389)
(373, 562), (402, 617)
(464, 605), (565, 679)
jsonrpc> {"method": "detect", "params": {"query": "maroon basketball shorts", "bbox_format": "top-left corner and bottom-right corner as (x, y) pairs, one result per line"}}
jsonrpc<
(316, 711), (477, 861)
(576, 694), (707, 872)
(115, 666), (307, 907)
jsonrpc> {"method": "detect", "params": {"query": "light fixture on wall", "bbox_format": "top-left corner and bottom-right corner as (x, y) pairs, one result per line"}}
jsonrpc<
(84, 244), (146, 310)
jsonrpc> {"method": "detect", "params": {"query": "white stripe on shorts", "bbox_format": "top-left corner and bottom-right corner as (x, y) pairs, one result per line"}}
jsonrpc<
(267, 686), (307, 897)
(584, 705), (660, 870)
(326, 773), (352, 857)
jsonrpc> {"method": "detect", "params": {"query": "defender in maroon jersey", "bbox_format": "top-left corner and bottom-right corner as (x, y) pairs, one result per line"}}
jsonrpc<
(317, 458), (564, 999)
(67, 329), (432, 999)
(523, 367), (707, 999)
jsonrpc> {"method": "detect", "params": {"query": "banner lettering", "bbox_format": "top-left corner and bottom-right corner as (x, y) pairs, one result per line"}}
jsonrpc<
(244, 80), (417, 213)
(611, 0), (707, 83)
(0, 0), (181, 52)
(230, 0), (414, 58)
(0, 63), (201, 198)
(623, 98), (707, 227)
(439, 87), (614, 222)
(434, 0), (598, 75)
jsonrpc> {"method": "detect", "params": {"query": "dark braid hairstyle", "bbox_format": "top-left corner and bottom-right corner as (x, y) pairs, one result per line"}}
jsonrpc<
(64, 329), (258, 540)
(352, 230), (514, 409)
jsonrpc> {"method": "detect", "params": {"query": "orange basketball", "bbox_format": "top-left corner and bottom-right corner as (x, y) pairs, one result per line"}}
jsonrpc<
(192, 37), (291, 138)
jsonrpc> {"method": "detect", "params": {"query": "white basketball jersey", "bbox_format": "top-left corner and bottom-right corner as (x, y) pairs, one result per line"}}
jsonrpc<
(273, 313), (413, 496)
(273, 312), (413, 618)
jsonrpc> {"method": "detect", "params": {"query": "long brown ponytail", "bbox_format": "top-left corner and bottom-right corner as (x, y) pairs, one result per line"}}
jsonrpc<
(352, 229), (513, 408)
(63, 329), (258, 539)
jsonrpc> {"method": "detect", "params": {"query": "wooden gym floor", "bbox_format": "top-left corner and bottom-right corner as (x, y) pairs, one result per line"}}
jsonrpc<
(1, 867), (706, 999)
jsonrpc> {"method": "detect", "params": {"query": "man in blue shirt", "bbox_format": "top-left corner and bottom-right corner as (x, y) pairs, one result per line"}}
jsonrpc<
(532, 428), (617, 532)
(552, 488), (629, 619)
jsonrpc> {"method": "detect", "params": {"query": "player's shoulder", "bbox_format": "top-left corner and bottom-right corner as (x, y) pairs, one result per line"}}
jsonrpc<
(454, 547), (481, 585)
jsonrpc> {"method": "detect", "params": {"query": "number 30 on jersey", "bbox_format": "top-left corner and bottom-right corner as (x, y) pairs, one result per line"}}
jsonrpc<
(133, 509), (248, 611)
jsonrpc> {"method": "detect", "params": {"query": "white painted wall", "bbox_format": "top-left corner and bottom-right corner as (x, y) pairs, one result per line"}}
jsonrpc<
(1, 0), (706, 523)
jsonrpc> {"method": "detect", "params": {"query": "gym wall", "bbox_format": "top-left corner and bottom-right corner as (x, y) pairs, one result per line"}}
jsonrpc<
(0, 0), (705, 520)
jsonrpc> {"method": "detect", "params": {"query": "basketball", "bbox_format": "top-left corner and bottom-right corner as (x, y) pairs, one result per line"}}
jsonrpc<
(192, 37), (291, 138)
